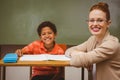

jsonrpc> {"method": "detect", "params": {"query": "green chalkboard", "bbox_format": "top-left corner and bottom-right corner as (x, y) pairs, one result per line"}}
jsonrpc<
(0, 0), (120, 45)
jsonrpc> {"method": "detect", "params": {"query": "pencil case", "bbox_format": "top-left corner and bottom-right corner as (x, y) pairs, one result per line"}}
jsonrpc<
(3, 53), (18, 63)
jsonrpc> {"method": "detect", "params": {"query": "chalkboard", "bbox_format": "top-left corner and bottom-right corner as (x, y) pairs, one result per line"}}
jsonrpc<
(0, 0), (120, 45)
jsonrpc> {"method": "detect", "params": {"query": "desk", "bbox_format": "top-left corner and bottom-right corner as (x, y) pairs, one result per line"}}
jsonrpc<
(0, 60), (85, 80)
(0, 59), (70, 80)
(0, 59), (70, 66)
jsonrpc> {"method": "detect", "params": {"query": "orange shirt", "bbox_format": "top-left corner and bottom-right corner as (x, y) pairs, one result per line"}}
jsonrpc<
(22, 40), (64, 77)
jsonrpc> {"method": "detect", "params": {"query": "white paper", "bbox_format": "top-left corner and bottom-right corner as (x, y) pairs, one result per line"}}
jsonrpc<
(19, 54), (70, 61)
(46, 55), (70, 61)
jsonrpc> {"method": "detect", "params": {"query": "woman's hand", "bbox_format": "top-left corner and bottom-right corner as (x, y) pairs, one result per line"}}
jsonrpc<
(65, 48), (72, 58)
(15, 49), (23, 57)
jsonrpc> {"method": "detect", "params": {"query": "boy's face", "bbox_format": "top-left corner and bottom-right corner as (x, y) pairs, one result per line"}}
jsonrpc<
(40, 27), (56, 45)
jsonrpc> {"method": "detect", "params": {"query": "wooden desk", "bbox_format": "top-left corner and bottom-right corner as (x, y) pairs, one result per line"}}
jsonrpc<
(0, 59), (70, 80)
(0, 59), (70, 66)
(0, 60), (85, 80)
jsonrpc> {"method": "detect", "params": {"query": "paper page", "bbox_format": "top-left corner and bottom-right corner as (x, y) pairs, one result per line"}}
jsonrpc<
(19, 54), (70, 61)
(19, 54), (47, 61)
(46, 55), (70, 61)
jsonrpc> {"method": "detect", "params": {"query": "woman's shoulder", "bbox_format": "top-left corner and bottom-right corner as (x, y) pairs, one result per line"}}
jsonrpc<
(103, 34), (119, 45)
(102, 35), (120, 51)
(107, 35), (119, 42)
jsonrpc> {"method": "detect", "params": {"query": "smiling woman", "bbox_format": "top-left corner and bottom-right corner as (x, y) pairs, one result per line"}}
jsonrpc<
(65, 2), (120, 80)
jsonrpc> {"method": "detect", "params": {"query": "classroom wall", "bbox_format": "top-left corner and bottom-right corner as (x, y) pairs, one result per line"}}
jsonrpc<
(0, 0), (120, 45)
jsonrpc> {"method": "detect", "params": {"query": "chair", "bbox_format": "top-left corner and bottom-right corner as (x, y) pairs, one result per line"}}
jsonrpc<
(58, 44), (67, 52)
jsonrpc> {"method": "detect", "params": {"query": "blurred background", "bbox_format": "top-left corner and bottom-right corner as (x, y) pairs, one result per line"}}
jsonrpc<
(0, 0), (120, 45)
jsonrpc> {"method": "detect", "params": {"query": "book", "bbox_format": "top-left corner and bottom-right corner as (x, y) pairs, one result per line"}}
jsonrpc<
(3, 53), (18, 63)
(19, 54), (70, 61)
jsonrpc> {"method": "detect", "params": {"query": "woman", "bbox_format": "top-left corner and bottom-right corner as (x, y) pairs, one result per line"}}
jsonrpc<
(15, 21), (65, 80)
(65, 2), (120, 80)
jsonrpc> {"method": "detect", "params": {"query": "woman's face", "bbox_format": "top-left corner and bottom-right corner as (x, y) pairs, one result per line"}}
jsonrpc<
(40, 27), (56, 45)
(88, 9), (111, 38)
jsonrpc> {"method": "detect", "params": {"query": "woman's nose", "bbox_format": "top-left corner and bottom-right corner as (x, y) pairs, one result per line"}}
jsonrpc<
(93, 21), (98, 25)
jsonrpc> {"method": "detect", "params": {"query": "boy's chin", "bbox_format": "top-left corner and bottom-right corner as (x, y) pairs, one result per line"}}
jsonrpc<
(44, 42), (53, 45)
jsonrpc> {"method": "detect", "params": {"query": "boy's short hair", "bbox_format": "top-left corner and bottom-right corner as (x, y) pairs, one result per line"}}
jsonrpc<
(37, 21), (57, 36)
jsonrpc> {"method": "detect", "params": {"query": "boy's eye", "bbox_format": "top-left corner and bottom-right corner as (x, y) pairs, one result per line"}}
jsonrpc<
(41, 32), (53, 36)
(41, 33), (45, 36)
(48, 32), (53, 34)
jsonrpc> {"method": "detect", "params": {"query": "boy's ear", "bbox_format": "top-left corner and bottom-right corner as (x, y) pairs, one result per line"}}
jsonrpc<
(39, 35), (41, 38)
(55, 33), (57, 36)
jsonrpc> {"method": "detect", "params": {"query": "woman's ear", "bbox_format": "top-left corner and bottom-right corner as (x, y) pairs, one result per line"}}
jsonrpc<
(107, 20), (111, 28)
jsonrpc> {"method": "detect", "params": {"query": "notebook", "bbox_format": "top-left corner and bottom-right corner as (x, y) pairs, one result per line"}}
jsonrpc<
(3, 53), (18, 63)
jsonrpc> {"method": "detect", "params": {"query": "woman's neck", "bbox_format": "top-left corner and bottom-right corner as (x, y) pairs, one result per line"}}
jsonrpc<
(96, 31), (107, 43)
(96, 36), (103, 43)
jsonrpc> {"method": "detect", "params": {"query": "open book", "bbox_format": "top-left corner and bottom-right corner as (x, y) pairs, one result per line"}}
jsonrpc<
(19, 54), (70, 61)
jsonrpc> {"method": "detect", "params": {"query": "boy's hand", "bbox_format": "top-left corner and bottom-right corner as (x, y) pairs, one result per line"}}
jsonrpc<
(15, 49), (23, 57)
